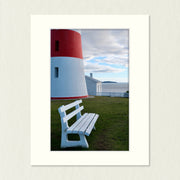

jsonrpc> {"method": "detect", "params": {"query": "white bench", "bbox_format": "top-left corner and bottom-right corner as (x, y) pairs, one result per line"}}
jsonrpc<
(58, 100), (99, 148)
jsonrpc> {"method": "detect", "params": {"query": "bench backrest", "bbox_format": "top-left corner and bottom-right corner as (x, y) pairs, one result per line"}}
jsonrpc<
(58, 100), (84, 130)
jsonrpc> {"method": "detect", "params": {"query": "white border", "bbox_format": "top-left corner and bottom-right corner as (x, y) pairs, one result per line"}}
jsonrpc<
(31, 15), (149, 165)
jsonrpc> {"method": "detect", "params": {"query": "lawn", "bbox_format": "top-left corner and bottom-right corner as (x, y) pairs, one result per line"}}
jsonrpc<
(51, 96), (129, 151)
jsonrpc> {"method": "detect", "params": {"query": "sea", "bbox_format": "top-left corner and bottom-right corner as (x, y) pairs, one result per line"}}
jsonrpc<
(102, 83), (129, 93)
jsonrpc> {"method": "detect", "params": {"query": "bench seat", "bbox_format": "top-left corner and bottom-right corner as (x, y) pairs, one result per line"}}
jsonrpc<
(67, 113), (99, 136)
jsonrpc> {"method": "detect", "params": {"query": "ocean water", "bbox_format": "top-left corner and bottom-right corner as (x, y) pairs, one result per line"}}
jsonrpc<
(102, 83), (129, 93)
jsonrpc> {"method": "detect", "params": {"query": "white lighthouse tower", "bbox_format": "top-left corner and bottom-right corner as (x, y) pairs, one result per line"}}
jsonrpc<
(51, 29), (88, 99)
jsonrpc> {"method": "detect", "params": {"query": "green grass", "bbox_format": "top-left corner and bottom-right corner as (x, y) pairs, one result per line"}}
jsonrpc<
(51, 96), (129, 151)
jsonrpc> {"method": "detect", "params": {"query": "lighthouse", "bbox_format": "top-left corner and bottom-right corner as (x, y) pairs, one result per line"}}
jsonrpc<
(51, 29), (88, 99)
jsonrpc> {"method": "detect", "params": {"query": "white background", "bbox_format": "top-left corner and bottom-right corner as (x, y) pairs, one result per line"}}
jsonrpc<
(31, 15), (149, 165)
(0, 0), (180, 179)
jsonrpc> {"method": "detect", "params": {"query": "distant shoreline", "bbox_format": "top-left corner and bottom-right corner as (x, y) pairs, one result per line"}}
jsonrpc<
(102, 81), (117, 83)
(102, 81), (129, 84)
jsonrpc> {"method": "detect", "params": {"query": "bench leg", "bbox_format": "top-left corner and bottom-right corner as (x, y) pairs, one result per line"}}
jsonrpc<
(61, 132), (89, 148)
(79, 134), (89, 148)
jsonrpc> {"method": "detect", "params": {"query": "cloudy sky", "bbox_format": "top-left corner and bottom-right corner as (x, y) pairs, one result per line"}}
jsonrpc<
(80, 29), (129, 83)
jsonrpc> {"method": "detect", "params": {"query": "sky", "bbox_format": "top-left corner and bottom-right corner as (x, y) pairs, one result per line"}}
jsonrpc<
(80, 29), (129, 83)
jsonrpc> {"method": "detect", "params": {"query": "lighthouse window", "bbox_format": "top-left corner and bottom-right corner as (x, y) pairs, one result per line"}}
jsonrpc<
(55, 40), (59, 51)
(55, 67), (59, 78)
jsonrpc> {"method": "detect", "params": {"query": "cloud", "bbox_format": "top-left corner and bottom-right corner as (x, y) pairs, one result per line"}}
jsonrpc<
(95, 55), (128, 67)
(84, 62), (126, 73)
(81, 29), (129, 73)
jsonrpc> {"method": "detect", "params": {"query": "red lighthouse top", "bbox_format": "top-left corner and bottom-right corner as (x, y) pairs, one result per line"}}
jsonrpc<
(51, 29), (83, 59)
